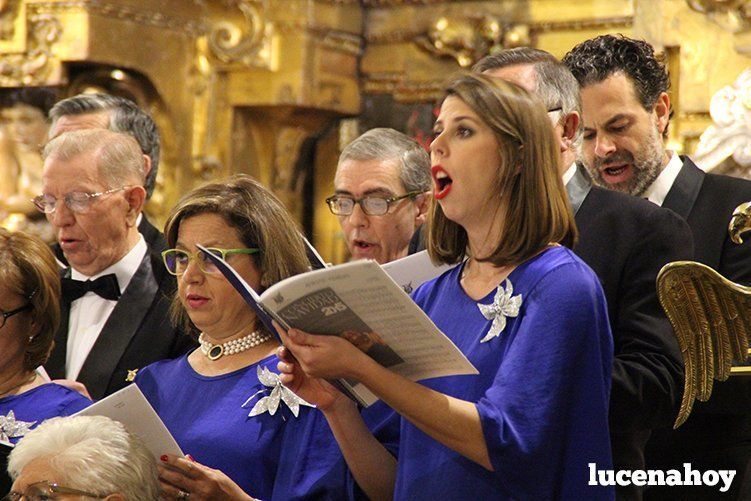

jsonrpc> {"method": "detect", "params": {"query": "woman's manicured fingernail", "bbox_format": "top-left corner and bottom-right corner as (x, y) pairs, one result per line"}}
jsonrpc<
(160, 455), (168, 462)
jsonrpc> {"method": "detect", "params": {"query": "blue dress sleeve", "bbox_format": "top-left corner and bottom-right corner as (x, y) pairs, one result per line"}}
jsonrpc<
(476, 262), (614, 499)
(51, 384), (92, 416)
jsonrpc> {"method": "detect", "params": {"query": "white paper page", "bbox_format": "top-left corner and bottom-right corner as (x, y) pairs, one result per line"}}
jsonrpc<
(381, 250), (453, 294)
(74, 384), (183, 459)
(261, 260), (478, 406)
(35, 366), (51, 382)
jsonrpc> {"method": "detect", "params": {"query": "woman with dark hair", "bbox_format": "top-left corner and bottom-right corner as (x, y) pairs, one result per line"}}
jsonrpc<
(135, 175), (391, 500)
(278, 74), (615, 500)
(0, 228), (91, 444)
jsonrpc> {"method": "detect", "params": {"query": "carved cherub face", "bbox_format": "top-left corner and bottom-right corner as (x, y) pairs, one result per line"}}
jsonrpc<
(0, 103), (48, 153)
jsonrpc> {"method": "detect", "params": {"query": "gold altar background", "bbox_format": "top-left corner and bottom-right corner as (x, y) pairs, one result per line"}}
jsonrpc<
(0, 0), (748, 263)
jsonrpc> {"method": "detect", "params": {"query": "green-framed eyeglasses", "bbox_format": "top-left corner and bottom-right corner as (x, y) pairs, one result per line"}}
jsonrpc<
(162, 247), (260, 276)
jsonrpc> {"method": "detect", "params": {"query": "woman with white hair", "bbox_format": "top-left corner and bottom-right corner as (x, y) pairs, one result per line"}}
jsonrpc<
(5, 415), (159, 500)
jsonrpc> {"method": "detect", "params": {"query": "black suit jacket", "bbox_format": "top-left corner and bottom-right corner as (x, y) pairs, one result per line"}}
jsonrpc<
(53, 214), (168, 265)
(44, 250), (195, 400)
(567, 167), (693, 485)
(645, 157), (751, 500)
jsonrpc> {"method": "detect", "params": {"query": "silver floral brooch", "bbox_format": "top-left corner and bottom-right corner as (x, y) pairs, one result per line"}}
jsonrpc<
(242, 366), (314, 418)
(477, 279), (522, 343)
(0, 410), (36, 442)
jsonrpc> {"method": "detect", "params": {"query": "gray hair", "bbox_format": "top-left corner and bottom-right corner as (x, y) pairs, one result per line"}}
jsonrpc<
(7, 415), (159, 501)
(473, 48), (582, 143)
(49, 93), (160, 198)
(43, 129), (145, 189)
(338, 128), (431, 193)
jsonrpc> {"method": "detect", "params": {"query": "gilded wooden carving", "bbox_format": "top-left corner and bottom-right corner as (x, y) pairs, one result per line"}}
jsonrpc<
(657, 202), (751, 428)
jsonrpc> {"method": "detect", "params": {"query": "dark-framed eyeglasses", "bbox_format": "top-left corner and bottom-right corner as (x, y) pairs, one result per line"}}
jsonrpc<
(2, 480), (108, 501)
(547, 106), (563, 114)
(31, 186), (129, 215)
(0, 303), (32, 330)
(162, 247), (260, 276)
(325, 191), (423, 216)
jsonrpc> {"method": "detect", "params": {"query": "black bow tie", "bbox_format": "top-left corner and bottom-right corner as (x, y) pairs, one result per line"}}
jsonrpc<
(61, 274), (121, 302)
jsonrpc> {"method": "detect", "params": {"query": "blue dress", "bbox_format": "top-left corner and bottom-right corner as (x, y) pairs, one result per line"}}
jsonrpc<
(137, 353), (392, 499)
(396, 246), (614, 500)
(0, 383), (91, 444)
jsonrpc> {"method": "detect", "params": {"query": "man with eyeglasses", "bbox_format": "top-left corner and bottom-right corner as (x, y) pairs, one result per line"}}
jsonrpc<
(38, 129), (192, 400)
(47, 93), (168, 263)
(466, 48), (694, 501)
(328, 127), (430, 265)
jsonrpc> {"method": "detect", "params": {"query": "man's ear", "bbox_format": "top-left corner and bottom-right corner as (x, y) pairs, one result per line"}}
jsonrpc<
(142, 154), (152, 181)
(103, 494), (126, 501)
(654, 92), (670, 135)
(414, 192), (429, 227)
(560, 111), (580, 152)
(125, 185), (147, 226)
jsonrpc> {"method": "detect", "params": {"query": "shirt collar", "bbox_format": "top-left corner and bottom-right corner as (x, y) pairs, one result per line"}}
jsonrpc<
(562, 162), (577, 186)
(642, 151), (682, 206)
(71, 235), (147, 294)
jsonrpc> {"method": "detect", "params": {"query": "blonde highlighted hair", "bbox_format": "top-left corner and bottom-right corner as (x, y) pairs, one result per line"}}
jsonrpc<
(0, 228), (60, 371)
(163, 174), (310, 336)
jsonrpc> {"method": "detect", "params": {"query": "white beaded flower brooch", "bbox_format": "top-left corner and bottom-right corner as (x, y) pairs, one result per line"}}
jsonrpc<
(478, 279), (522, 343)
(0, 410), (36, 442)
(242, 366), (314, 418)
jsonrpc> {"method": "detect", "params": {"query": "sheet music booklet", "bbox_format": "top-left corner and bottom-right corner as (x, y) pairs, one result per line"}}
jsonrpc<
(199, 244), (477, 407)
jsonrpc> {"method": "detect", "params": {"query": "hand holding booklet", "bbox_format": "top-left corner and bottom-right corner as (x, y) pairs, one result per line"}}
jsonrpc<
(198, 244), (478, 407)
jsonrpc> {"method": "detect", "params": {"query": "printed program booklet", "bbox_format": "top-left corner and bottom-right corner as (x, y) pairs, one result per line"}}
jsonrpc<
(199, 244), (477, 407)
(74, 383), (183, 460)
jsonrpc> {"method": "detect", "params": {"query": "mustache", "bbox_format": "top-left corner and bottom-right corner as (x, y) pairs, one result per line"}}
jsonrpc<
(593, 151), (635, 170)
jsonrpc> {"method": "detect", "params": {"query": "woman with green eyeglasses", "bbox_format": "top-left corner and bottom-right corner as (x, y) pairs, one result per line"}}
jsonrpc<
(135, 175), (379, 500)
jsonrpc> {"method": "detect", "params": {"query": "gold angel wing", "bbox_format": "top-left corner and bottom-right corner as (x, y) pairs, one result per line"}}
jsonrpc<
(657, 261), (751, 428)
(729, 201), (751, 244)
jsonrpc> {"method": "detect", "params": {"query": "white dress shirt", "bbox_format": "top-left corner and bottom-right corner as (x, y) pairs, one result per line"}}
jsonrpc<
(66, 235), (147, 380)
(562, 163), (577, 186)
(642, 152), (683, 207)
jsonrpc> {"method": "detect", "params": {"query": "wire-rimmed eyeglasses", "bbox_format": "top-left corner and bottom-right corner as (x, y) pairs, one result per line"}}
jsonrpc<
(31, 186), (129, 215)
(2, 481), (108, 501)
(326, 191), (423, 216)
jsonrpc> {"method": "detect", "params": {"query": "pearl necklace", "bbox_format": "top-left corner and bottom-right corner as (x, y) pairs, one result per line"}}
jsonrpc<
(199, 330), (272, 361)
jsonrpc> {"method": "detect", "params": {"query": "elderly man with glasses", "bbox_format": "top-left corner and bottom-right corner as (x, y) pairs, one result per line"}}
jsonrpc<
(37, 128), (193, 400)
(327, 127), (431, 265)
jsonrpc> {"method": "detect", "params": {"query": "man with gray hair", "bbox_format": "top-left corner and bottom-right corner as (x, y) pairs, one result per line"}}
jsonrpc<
(472, 48), (694, 500)
(326, 127), (430, 264)
(48, 93), (166, 254)
(7, 415), (159, 500)
(37, 129), (191, 400)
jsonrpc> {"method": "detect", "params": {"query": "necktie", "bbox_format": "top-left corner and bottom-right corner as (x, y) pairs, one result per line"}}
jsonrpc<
(61, 274), (121, 302)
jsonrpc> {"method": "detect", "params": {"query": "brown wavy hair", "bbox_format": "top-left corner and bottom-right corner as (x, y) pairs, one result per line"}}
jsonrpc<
(427, 73), (577, 266)
(0, 228), (61, 371)
(163, 174), (311, 337)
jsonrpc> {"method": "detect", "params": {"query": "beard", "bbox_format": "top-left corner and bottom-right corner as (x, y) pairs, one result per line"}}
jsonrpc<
(582, 124), (665, 197)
